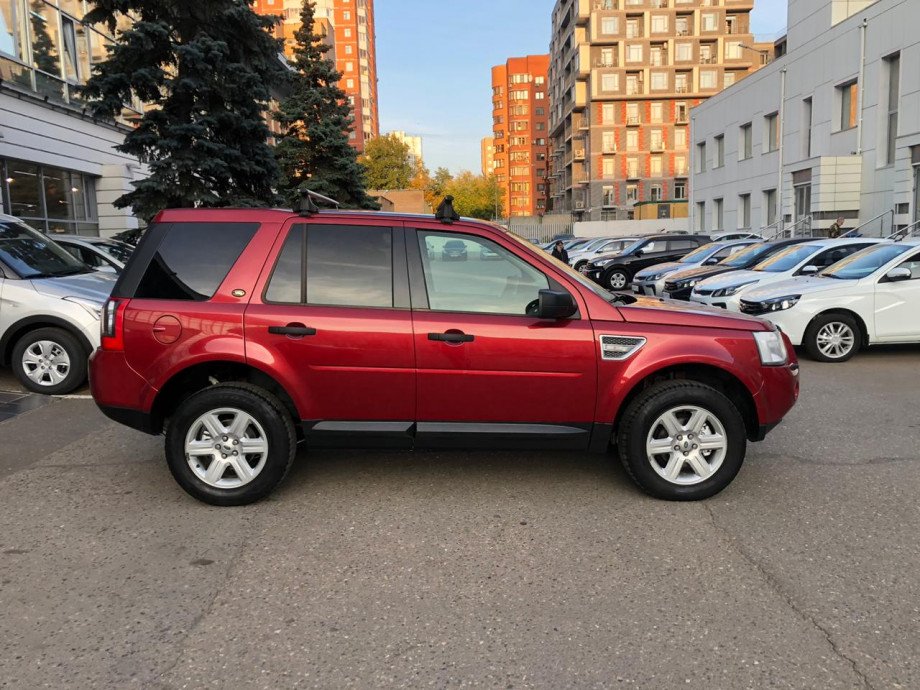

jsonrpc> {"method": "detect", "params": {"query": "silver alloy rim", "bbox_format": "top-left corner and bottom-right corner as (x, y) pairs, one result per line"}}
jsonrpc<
(184, 408), (269, 489)
(646, 405), (728, 486)
(816, 322), (855, 359)
(21, 340), (71, 387)
(609, 272), (627, 289)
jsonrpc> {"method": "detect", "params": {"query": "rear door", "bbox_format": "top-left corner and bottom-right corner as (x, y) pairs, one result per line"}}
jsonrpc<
(244, 218), (416, 446)
(408, 225), (597, 449)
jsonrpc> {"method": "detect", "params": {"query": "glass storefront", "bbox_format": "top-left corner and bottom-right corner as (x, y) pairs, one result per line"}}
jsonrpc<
(1, 157), (99, 235)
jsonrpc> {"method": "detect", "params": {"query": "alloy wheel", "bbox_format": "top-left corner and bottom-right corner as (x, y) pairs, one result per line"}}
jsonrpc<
(608, 271), (628, 290)
(816, 322), (855, 359)
(21, 340), (71, 388)
(184, 408), (269, 489)
(645, 405), (728, 486)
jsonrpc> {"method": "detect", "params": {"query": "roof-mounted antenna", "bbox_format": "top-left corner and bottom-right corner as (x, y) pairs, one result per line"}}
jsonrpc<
(293, 189), (341, 216)
(435, 195), (461, 224)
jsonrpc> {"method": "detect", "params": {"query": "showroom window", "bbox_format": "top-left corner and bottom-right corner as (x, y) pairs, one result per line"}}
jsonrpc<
(0, 158), (99, 235)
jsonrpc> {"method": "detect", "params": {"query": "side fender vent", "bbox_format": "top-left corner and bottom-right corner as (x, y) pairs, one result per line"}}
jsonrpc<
(599, 335), (646, 361)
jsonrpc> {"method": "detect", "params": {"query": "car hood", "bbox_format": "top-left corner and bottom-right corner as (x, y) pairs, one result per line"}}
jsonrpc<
(589, 250), (626, 264)
(665, 264), (735, 284)
(30, 271), (117, 302)
(742, 275), (852, 301)
(617, 295), (769, 331)
(635, 262), (682, 279)
(695, 269), (767, 290)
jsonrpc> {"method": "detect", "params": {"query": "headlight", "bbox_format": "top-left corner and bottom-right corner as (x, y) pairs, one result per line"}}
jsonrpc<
(677, 278), (701, 289)
(762, 295), (801, 312)
(594, 259), (614, 267)
(753, 330), (788, 365)
(713, 280), (758, 297)
(63, 296), (103, 320)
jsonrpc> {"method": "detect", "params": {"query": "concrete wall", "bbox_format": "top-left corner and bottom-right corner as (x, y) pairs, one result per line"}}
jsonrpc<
(574, 218), (689, 238)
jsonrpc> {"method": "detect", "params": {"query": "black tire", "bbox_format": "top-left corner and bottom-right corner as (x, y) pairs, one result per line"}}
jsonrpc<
(616, 380), (747, 501)
(165, 383), (297, 506)
(803, 313), (861, 363)
(573, 260), (588, 272)
(603, 266), (631, 291)
(12, 327), (87, 395)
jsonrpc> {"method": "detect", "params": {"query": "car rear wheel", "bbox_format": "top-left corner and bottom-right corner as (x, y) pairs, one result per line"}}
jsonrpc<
(804, 313), (861, 362)
(165, 383), (296, 506)
(573, 260), (588, 272)
(604, 267), (630, 290)
(616, 380), (747, 500)
(12, 327), (87, 395)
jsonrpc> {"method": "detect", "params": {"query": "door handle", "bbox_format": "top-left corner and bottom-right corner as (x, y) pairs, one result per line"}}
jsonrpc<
(269, 323), (317, 337)
(428, 332), (474, 343)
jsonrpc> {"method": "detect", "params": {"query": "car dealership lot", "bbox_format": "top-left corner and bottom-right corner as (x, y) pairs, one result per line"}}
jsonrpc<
(1, 349), (919, 688)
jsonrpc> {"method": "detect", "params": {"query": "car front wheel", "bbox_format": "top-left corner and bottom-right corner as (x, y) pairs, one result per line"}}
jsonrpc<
(616, 380), (747, 500)
(604, 267), (630, 290)
(12, 327), (87, 395)
(165, 383), (297, 506)
(803, 313), (861, 362)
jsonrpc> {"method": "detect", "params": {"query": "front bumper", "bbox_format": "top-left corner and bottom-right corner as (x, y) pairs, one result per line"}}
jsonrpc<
(632, 280), (659, 296)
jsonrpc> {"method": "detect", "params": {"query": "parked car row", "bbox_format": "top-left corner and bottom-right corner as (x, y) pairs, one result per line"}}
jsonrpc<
(0, 214), (133, 394)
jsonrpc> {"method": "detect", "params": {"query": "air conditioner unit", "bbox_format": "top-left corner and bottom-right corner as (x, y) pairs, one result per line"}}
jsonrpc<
(574, 200), (586, 210)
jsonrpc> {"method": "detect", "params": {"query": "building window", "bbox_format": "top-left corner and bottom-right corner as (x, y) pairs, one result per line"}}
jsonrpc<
(838, 80), (858, 131)
(723, 71), (736, 88)
(601, 73), (619, 91)
(675, 72), (689, 93)
(627, 184), (638, 202)
(627, 44), (643, 63)
(740, 123), (752, 160)
(602, 186), (615, 207)
(765, 112), (779, 152)
(793, 170), (812, 221)
(650, 184), (662, 201)
(803, 98), (813, 158)
(650, 72), (668, 91)
(675, 155), (687, 176)
(675, 42), (692, 62)
(713, 198), (724, 230)
(651, 15), (668, 33)
(1, 158), (99, 235)
(602, 103), (615, 123)
(763, 189), (777, 226)
(702, 13), (718, 31)
(601, 16), (618, 34)
(697, 142), (707, 173)
(602, 131), (616, 153)
(626, 18), (639, 39)
(700, 70), (717, 89)
(626, 102), (639, 124)
(739, 193), (751, 229)
(650, 156), (662, 177)
(884, 53), (900, 166)
(649, 102), (663, 123)
(674, 179), (687, 199)
(627, 157), (639, 178)
(626, 129), (638, 151)
(696, 201), (705, 231)
(602, 158), (616, 178)
(714, 135), (724, 167)
(675, 128), (687, 149)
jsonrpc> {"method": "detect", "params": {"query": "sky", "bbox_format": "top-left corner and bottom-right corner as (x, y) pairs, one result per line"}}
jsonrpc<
(375, 0), (789, 175)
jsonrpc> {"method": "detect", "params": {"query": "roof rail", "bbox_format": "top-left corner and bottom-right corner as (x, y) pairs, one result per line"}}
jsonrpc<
(888, 218), (920, 242)
(840, 209), (893, 238)
(435, 195), (460, 224)
(293, 189), (341, 216)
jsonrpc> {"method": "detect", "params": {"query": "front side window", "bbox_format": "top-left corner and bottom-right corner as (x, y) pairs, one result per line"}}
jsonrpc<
(417, 231), (549, 315)
(754, 244), (821, 273)
(820, 244), (915, 280)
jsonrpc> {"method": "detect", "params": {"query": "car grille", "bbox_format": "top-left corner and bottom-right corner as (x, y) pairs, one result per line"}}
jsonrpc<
(739, 300), (766, 315)
(663, 281), (680, 292)
(694, 287), (715, 296)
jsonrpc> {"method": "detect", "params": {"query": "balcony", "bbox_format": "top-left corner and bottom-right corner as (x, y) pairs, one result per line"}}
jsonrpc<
(593, 0), (618, 9)
(594, 57), (619, 68)
(626, 116), (640, 125)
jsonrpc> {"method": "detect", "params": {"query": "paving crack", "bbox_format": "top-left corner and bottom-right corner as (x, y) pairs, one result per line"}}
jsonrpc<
(703, 503), (875, 689)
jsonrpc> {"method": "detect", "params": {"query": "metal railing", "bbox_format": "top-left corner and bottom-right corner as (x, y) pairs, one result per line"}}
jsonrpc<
(758, 220), (783, 238)
(767, 216), (813, 240)
(888, 218), (920, 241)
(840, 209), (894, 238)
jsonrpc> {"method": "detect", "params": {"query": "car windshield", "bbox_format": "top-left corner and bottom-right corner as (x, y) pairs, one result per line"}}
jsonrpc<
(619, 238), (649, 256)
(820, 243), (915, 280)
(0, 220), (89, 278)
(578, 237), (611, 252)
(679, 243), (718, 263)
(752, 244), (822, 273)
(718, 242), (772, 267)
(96, 240), (134, 264)
(564, 239), (589, 250)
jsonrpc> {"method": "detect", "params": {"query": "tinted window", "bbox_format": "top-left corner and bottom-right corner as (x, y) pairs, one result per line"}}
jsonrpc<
(307, 225), (393, 307)
(96, 241), (134, 264)
(668, 239), (698, 251)
(265, 227), (304, 303)
(821, 244), (915, 280)
(679, 243), (718, 263)
(808, 244), (864, 269)
(720, 242), (772, 267)
(419, 232), (550, 315)
(753, 244), (823, 272)
(0, 219), (87, 278)
(135, 222), (258, 300)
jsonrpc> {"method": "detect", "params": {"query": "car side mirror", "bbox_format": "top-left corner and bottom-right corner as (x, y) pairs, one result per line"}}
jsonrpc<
(800, 265), (818, 275)
(537, 289), (577, 319)
(634, 249), (644, 257)
(885, 267), (912, 282)
(704, 257), (720, 265)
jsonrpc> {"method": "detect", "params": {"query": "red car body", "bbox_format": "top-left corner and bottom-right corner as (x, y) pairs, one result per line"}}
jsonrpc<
(90, 208), (798, 502)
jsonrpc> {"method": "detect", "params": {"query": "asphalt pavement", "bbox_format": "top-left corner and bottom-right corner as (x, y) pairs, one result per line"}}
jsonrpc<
(1, 347), (919, 688)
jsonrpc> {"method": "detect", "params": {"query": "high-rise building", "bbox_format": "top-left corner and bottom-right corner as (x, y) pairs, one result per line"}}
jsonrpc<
(254, 0), (379, 153)
(389, 131), (424, 169)
(492, 55), (551, 217)
(481, 137), (496, 176)
(548, 0), (770, 221)
(333, 0), (379, 152)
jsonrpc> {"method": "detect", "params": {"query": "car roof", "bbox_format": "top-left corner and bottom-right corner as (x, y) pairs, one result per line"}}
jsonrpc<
(153, 207), (504, 227)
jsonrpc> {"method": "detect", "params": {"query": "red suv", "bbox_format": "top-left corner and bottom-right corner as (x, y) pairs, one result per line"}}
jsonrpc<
(90, 202), (799, 506)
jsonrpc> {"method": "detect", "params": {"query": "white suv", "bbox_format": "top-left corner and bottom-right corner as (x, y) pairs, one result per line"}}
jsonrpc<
(0, 215), (115, 393)
(739, 240), (920, 362)
(689, 238), (882, 311)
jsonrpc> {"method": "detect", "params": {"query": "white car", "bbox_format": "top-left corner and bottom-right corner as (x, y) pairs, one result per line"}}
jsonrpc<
(569, 236), (641, 273)
(689, 238), (883, 311)
(632, 239), (757, 296)
(738, 240), (920, 362)
(54, 235), (135, 273)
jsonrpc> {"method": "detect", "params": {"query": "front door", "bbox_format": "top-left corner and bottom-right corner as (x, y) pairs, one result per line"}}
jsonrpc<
(245, 220), (415, 446)
(874, 249), (920, 341)
(408, 227), (597, 449)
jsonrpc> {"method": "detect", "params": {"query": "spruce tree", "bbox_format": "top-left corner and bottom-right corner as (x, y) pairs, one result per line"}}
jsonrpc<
(80, 0), (288, 220)
(274, 0), (377, 209)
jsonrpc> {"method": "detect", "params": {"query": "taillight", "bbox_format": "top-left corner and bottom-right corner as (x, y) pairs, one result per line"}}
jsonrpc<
(101, 299), (126, 351)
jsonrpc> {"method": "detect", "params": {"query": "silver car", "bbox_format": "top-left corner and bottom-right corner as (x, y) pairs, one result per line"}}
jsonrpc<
(54, 235), (135, 273)
(0, 215), (115, 394)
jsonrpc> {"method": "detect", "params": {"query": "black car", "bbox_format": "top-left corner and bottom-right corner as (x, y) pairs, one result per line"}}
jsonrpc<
(441, 239), (468, 261)
(662, 237), (815, 300)
(585, 234), (711, 290)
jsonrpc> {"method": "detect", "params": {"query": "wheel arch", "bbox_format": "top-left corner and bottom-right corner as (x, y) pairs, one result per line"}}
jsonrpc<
(808, 308), (869, 346)
(0, 316), (93, 366)
(151, 361), (301, 437)
(612, 363), (759, 443)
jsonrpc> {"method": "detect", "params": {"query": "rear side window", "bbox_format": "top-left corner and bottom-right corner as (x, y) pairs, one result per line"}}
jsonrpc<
(134, 222), (258, 301)
(668, 240), (698, 251)
(265, 224), (394, 308)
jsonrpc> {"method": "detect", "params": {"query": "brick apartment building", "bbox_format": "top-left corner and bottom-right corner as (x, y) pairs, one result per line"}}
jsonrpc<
(254, 0), (379, 152)
(491, 55), (552, 217)
(548, 0), (770, 220)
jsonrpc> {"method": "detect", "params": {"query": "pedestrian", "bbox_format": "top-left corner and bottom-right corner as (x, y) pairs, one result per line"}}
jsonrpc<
(828, 216), (845, 238)
(551, 240), (569, 264)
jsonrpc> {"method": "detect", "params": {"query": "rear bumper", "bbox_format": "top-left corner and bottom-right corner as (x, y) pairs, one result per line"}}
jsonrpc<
(89, 348), (158, 433)
(97, 404), (158, 435)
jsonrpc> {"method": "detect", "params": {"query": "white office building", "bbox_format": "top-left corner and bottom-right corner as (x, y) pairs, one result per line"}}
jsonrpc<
(1, 0), (146, 237)
(690, 0), (920, 237)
